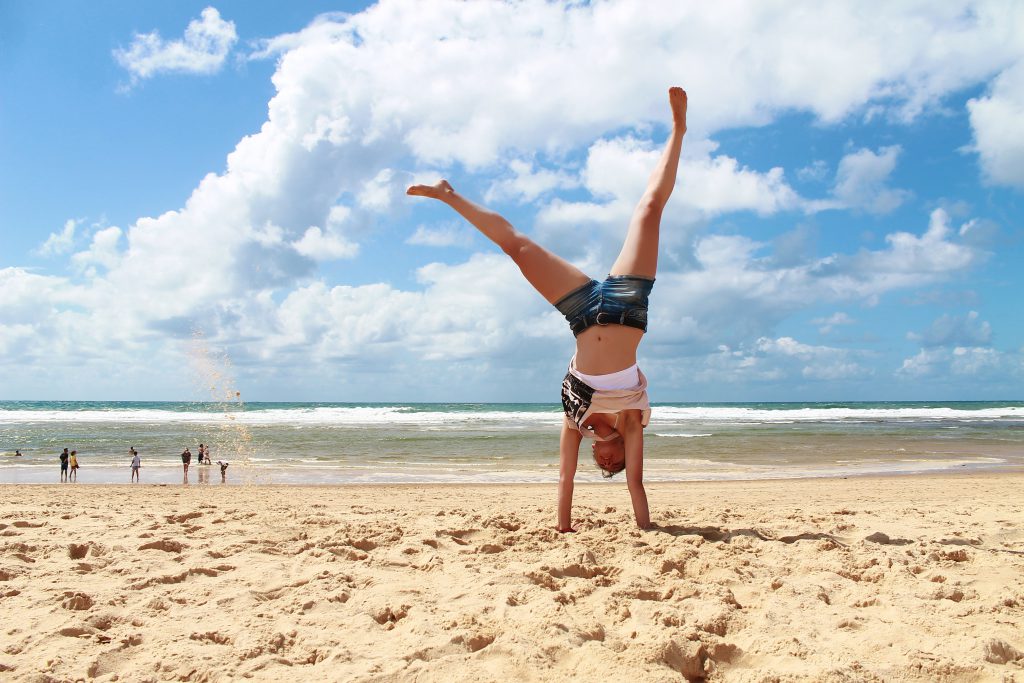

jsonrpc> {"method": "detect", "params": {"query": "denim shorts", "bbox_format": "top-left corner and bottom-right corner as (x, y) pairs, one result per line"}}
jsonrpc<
(554, 275), (655, 337)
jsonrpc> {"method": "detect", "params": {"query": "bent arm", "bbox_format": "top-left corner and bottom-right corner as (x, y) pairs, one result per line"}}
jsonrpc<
(557, 421), (582, 532)
(620, 410), (651, 529)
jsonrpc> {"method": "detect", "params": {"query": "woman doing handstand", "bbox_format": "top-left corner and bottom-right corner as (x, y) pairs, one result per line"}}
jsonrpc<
(408, 87), (687, 531)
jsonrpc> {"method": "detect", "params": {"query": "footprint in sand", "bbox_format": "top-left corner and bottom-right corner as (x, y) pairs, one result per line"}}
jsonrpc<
(62, 592), (94, 610)
(58, 626), (94, 638)
(190, 631), (232, 645)
(407, 632), (496, 662)
(165, 512), (203, 524)
(372, 604), (410, 628)
(11, 521), (44, 529)
(138, 540), (186, 553)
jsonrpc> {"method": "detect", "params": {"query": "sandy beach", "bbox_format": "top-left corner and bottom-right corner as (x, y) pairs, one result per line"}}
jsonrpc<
(1, 474), (1022, 682)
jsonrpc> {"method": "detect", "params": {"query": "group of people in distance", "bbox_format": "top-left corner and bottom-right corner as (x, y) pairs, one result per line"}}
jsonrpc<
(50, 444), (229, 483)
(180, 443), (230, 483)
(58, 447), (79, 482)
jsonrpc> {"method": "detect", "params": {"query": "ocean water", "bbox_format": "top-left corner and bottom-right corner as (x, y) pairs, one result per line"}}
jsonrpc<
(1, 400), (1022, 485)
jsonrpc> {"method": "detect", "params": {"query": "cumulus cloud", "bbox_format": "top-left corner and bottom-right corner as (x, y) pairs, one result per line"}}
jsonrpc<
(8, 1), (1023, 398)
(113, 7), (237, 86)
(534, 135), (802, 268)
(813, 312), (855, 335)
(797, 160), (830, 183)
(485, 159), (579, 203)
(908, 311), (992, 347)
(406, 224), (475, 248)
(968, 61), (1024, 188)
(71, 226), (124, 276)
(647, 208), (987, 354)
(898, 345), (1022, 381)
(689, 336), (870, 385)
(37, 219), (80, 256)
(832, 146), (910, 214)
(292, 227), (358, 261)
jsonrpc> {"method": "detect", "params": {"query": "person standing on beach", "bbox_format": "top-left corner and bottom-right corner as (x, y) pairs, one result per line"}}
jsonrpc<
(69, 450), (79, 482)
(181, 447), (192, 479)
(129, 450), (141, 483)
(59, 448), (69, 482)
(409, 87), (688, 532)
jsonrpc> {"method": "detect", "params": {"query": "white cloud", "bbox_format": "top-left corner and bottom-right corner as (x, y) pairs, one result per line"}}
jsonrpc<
(292, 227), (358, 261)
(648, 209), (987, 353)
(71, 226), (123, 275)
(249, 1), (1023, 164)
(534, 136), (802, 268)
(113, 7), (237, 86)
(908, 310), (992, 347)
(968, 61), (1024, 188)
(797, 160), (830, 183)
(485, 159), (579, 203)
(691, 336), (870, 384)
(37, 219), (80, 256)
(858, 208), (982, 282)
(812, 312), (855, 335)
(406, 224), (474, 248)
(898, 345), (1022, 381)
(7, 1), (1023, 398)
(832, 146), (910, 214)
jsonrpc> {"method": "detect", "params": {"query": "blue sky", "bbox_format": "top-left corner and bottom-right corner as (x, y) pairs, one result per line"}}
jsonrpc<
(1, 1), (1022, 402)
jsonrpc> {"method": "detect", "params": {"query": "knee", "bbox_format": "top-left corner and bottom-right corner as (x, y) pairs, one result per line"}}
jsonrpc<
(500, 233), (532, 261)
(638, 195), (666, 220)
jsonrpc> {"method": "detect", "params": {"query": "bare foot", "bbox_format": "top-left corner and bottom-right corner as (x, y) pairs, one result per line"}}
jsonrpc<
(406, 179), (455, 200)
(669, 86), (687, 130)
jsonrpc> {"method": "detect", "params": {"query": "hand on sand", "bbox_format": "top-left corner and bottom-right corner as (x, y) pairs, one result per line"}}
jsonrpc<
(669, 86), (687, 131)
(406, 179), (454, 200)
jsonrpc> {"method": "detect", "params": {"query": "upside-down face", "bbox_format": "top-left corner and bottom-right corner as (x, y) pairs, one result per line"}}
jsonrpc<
(591, 435), (626, 477)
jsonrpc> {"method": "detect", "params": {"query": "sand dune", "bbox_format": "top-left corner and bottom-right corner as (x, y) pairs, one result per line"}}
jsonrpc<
(1, 474), (1022, 681)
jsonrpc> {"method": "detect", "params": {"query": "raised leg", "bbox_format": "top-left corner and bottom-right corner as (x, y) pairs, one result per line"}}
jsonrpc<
(609, 87), (687, 279)
(407, 180), (591, 304)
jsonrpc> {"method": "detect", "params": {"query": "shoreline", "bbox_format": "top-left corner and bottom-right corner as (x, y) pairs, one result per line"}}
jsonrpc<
(2, 472), (1022, 681)
(2, 458), (1022, 487)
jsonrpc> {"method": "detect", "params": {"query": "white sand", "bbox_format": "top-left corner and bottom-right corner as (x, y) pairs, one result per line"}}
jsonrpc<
(1, 474), (1022, 681)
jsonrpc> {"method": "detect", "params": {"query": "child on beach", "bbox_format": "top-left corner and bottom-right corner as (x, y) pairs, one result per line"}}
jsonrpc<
(130, 447), (141, 482)
(69, 450), (79, 482)
(217, 460), (229, 483)
(181, 447), (192, 477)
(409, 87), (687, 532)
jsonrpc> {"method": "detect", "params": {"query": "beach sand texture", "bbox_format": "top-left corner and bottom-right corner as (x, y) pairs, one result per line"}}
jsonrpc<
(1, 475), (1022, 681)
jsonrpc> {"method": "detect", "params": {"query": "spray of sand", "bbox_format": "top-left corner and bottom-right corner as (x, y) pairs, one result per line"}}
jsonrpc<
(187, 331), (265, 484)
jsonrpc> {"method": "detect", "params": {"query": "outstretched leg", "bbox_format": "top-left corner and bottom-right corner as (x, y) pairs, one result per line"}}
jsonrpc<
(609, 87), (687, 279)
(407, 180), (591, 304)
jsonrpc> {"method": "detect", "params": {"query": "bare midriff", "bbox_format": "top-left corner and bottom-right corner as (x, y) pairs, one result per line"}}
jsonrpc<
(573, 325), (644, 375)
